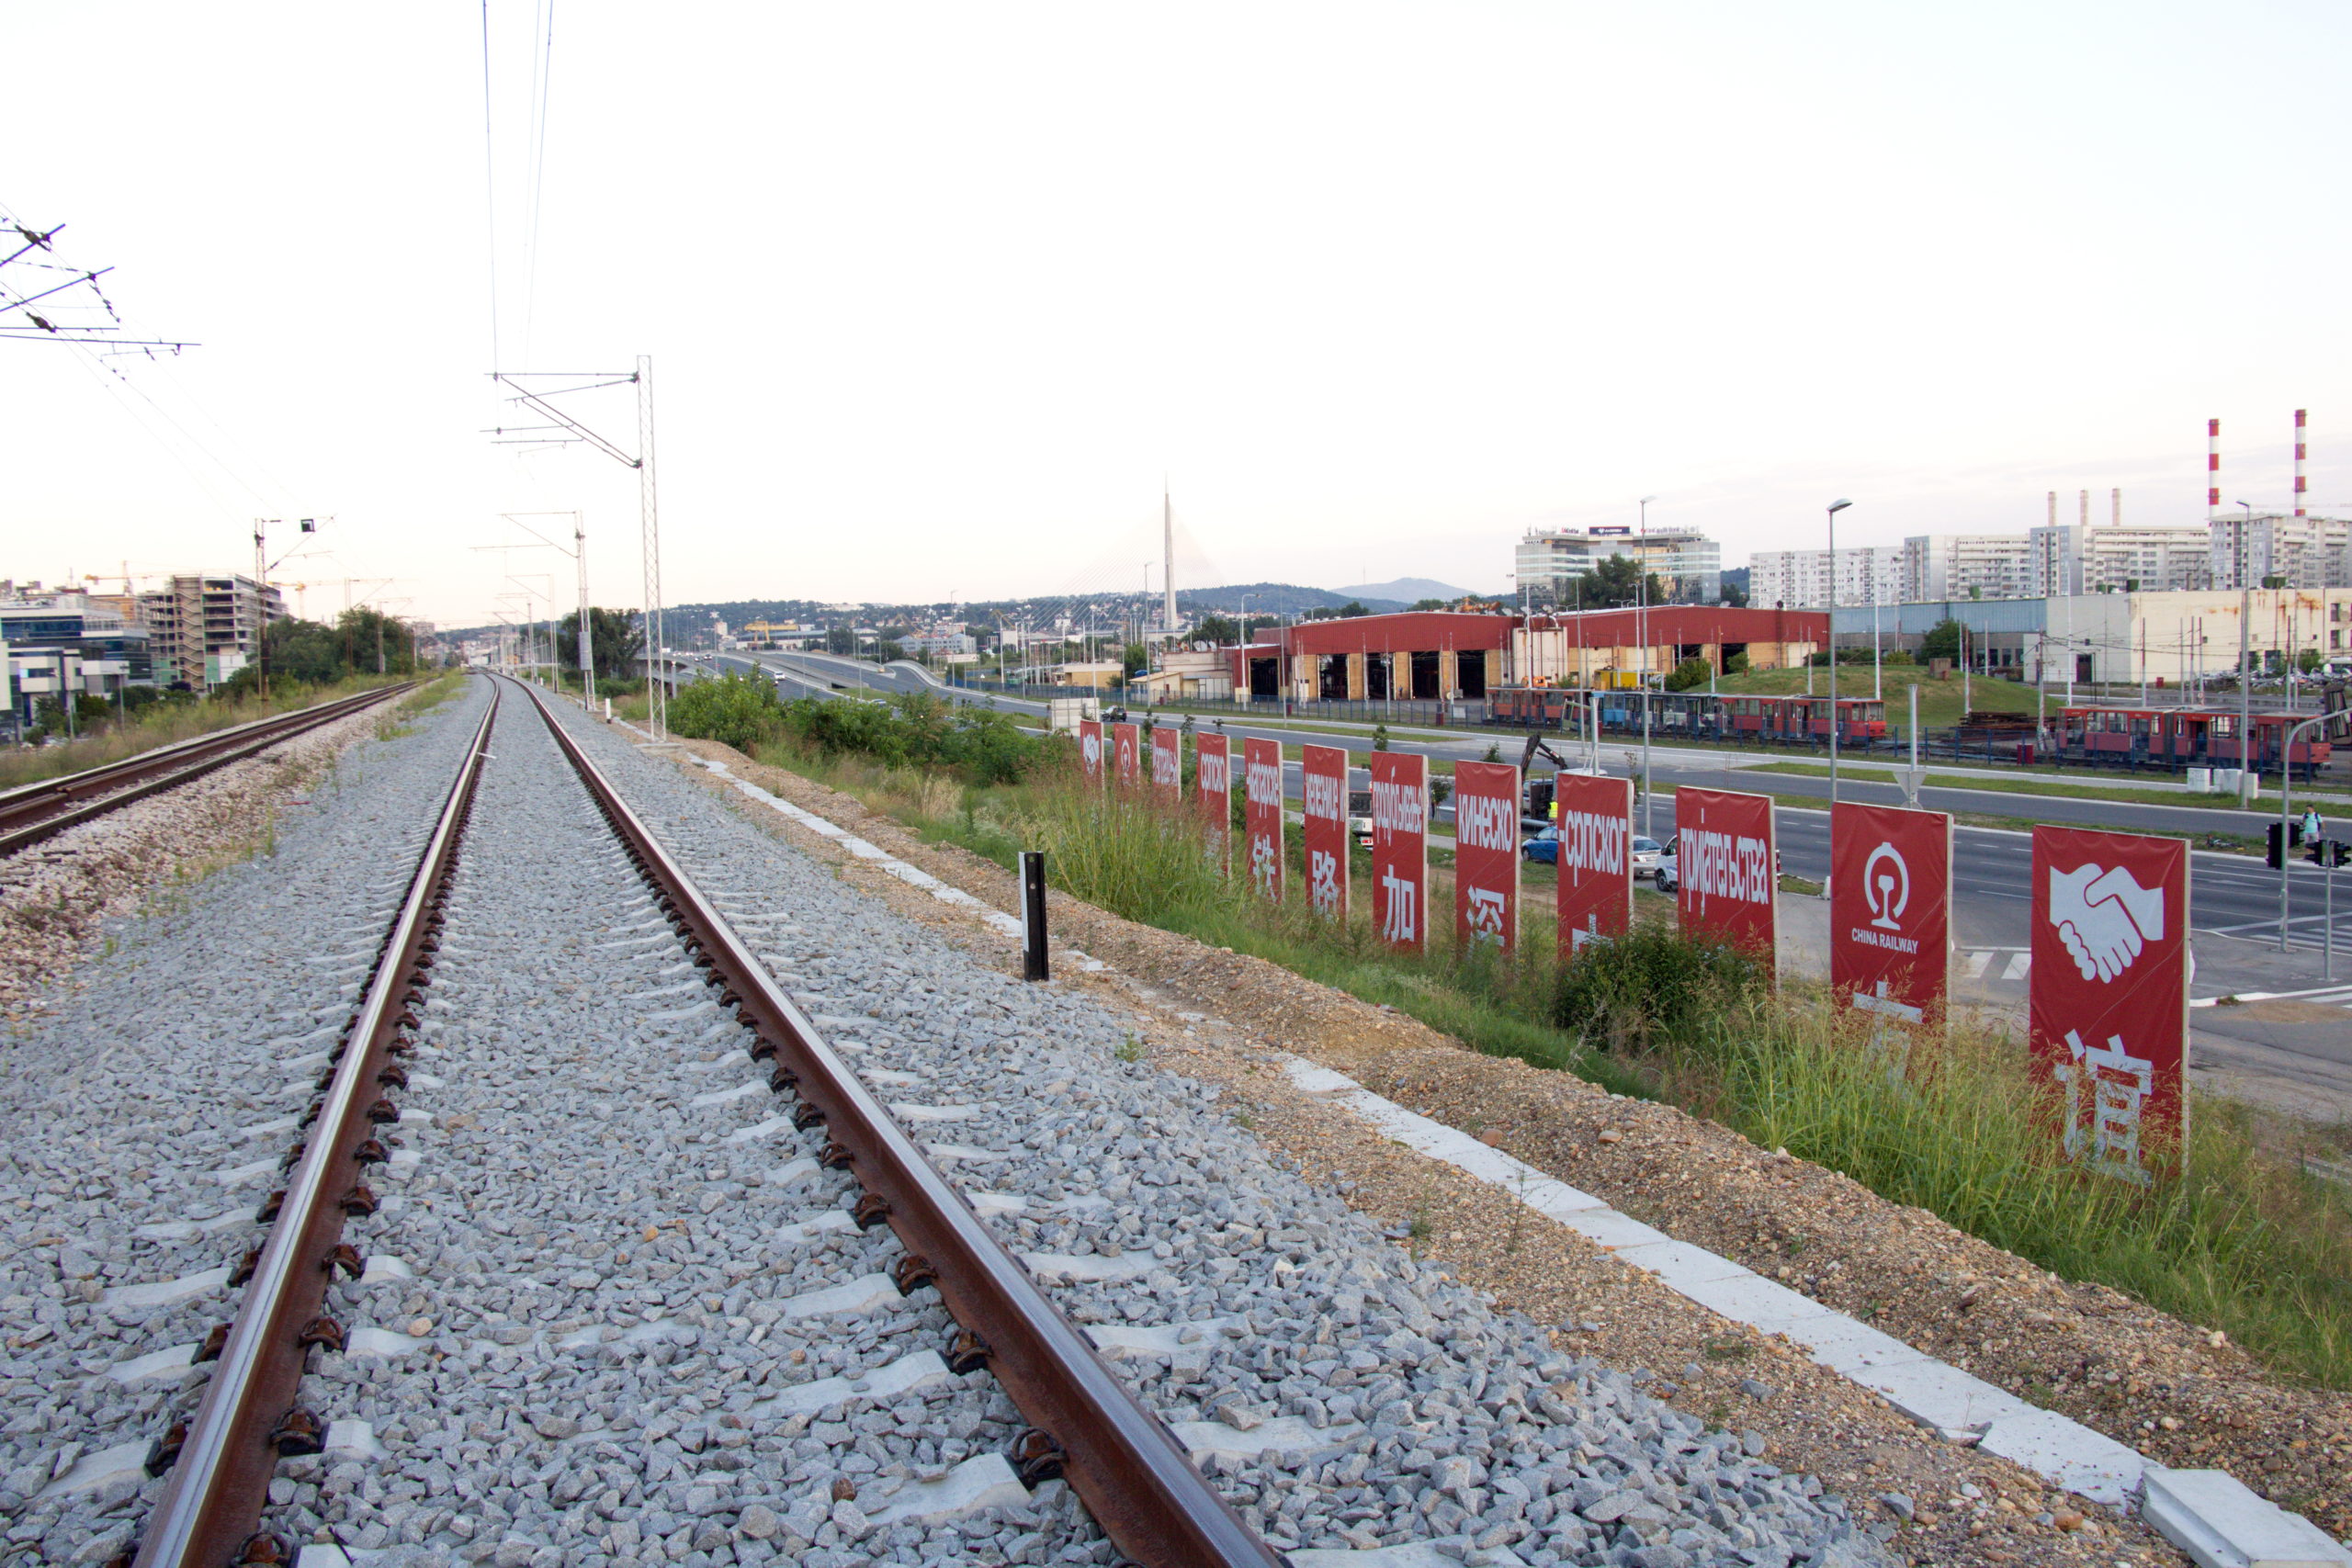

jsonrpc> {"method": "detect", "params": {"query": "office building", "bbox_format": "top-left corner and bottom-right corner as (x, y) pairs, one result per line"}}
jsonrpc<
(1514, 525), (1721, 606)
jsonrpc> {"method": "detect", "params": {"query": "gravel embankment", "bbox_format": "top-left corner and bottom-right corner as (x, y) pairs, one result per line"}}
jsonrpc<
(0, 680), (490, 1566)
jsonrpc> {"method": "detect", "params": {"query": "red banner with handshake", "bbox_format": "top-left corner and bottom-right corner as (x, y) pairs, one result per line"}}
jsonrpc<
(1674, 786), (1776, 962)
(2030, 827), (2188, 1183)
(1830, 801), (1951, 1027)
(1078, 719), (1104, 785)
(1369, 752), (1427, 953)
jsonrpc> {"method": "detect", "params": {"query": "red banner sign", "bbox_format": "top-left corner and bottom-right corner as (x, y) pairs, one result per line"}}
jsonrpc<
(1554, 773), (1634, 957)
(1078, 719), (1104, 785)
(1831, 802), (1951, 1026)
(1196, 732), (1231, 868)
(1112, 723), (1141, 790)
(1302, 744), (1350, 919)
(1675, 786), (1777, 961)
(1453, 761), (1521, 952)
(2030, 827), (2189, 1182)
(1243, 738), (1284, 900)
(1150, 726), (1182, 807)
(1370, 751), (1427, 952)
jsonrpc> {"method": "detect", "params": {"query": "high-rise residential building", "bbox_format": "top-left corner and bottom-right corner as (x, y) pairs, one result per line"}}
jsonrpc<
(2207, 513), (2350, 591)
(138, 573), (288, 690)
(1514, 525), (1721, 606)
(2030, 524), (2213, 595)
(1899, 533), (2037, 603)
(1747, 546), (1905, 609)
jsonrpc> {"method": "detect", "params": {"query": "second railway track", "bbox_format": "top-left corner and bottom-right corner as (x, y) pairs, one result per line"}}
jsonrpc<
(3, 674), (1886, 1568)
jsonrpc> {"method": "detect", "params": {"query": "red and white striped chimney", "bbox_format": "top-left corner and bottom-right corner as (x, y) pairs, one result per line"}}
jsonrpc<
(2294, 409), (2308, 517)
(2208, 418), (2221, 519)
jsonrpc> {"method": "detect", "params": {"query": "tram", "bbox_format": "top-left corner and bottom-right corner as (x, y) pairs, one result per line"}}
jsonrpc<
(1487, 687), (1888, 747)
(2055, 705), (2332, 774)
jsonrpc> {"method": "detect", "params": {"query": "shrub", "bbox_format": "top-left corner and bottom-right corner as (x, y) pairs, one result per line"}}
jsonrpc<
(1551, 927), (1761, 1052)
(667, 671), (788, 753)
(1663, 657), (1713, 692)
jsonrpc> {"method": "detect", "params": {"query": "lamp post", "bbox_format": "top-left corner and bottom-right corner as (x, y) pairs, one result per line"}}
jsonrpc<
(1637, 494), (1658, 840)
(2237, 501), (2256, 806)
(1827, 500), (1853, 803)
(2277, 704), (2352, 959)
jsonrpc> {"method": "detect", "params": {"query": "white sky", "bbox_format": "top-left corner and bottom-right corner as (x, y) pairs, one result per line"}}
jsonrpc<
(5, 1), (2348, 627)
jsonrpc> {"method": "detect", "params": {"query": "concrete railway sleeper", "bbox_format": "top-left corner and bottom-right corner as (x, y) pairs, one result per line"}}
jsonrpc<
(0, 682), (421, 863)
(12, 673), (1887, 1568)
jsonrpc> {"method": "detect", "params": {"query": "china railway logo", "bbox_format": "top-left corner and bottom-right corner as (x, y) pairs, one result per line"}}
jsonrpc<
(1861, 841), (1909, 931)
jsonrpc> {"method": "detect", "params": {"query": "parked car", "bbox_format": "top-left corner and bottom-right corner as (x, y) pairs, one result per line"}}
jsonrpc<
(1521, 829), (1667, 878)
(1654, 845), (1678, 892)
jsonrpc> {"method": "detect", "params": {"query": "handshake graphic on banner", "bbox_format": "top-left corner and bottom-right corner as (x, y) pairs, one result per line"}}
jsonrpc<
(2048, 863), (2166, 982)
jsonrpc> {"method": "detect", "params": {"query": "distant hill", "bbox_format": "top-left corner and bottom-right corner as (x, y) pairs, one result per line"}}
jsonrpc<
(1175, 582), (1405, 615)
(1334, 577), (1486, 604)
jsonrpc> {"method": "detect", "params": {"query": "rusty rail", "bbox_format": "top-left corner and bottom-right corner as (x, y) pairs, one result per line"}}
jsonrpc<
(0, 681), (420, 861)
(130, 680), (497, 1568)
(515, 682), (1283, 1568)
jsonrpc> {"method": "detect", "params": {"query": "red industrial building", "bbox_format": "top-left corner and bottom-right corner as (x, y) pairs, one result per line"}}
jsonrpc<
(1226, 606), (1826, 704)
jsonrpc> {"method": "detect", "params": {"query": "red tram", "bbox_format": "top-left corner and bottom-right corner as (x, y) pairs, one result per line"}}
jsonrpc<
(2057, 705), (2332, 773)
(1487, 688), (1887, 746)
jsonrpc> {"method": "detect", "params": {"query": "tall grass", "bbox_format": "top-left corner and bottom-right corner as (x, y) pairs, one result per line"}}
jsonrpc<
(0, 672), (421, 794)
(740, 739), (2352, 1388)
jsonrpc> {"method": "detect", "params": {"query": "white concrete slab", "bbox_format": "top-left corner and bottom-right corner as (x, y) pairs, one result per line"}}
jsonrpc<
(889, 1102), (978, 1123)
(2143, 1465), (2352, 1567)
(780, 1273), (902, 1319)
(1169, 1416), (1366, 1463)
(1668, 1271), (1836, 1327)
(1979, 1407), (2144, 1507)
(38, 1440), (152, 1499)
(1550, 1208), (1675, 1251)
(1021, 1252), (1159, 1284)
(239, 1114), (300, 1141)
(775, 1212), (855, 1246)
(345, 1326), (426, 1359)
(966, 1190), (1027, 1218)
(689, 1080), (763, 1108)
(858, 1067), (925, 1088)
(763, 1156), (820, 1186)
(1843, 1358), (2034, 1436)
(726, 1114), (792, 1145)
(107, 1343), (198, 1384)
(103, 1265), (232, 1313)
(1288, 1548), (1456, 1568)
(357, 1255), (413, 1285)
(865, 1451), (1031, 1527)
(923, 1143), (1006, 1165)
(1610, 1240), (1756, 1288)
(1088, 1319), (1236, 1359)
(323, 1419), (387, 1461)
(211, 1157), (278, 1187)
(755, 1349), (952, 1418)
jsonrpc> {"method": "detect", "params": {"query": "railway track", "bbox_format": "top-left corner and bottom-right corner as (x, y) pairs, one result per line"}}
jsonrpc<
(0, 683), (419, 862)
(4, 674), (1883, 1568)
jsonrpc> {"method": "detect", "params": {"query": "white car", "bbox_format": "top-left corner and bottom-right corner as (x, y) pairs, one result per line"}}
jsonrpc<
(1630, 835), (1665, 879)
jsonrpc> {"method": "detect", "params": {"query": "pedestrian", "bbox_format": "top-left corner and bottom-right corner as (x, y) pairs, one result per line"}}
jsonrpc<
(2303, 806), (2324, 847)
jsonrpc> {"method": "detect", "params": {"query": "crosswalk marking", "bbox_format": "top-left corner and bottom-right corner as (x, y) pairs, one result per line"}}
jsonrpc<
(2003, 952), (2031, 981)
(1963, 951), (1993, 979)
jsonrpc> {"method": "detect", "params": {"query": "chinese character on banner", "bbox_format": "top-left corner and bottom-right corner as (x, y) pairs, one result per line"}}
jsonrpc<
(1554, 773), (1634, 960)
(1369, 751), (1427, 952)
(1675, 786), (1777, 963)
(1302, 744), (1350, 919)
(2030, 827), (2188, 1180)
(1112, 723), (1141, 791)
(1830, 801), (1951, 1028)
(1242, 737), (1284, 902)
(1150, 727), (1182, 807)
(1195, 732), (1231, 872)
(1078, 719), (1103, 786)
(1452, 761), (1521, 953)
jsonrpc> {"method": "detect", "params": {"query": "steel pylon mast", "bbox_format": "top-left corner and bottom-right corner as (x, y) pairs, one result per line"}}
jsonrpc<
(485, 359), (667, 739)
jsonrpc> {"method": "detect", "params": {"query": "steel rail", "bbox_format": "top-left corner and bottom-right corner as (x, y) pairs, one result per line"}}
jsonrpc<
(514, 681), (1283, 1568)
(131, 681), (499, 1568)
(0, 682), (420, 860)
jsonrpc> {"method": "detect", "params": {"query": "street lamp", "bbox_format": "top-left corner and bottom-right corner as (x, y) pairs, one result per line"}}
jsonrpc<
(1637, 495), (1658, 840)
(1826, 499), (1853, 804)
(2237, 500), (2256, 806)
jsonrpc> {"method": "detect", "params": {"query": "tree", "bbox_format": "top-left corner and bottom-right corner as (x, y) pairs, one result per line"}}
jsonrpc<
(873, 639), (908, 663)
(1338, 601), (1370, 618)
(1408, 598), (1448, 612)
(1663, 656), (1713, 692)
(1917, 618), (1963, 664)
(1194, 615), (1242, 645)
(825, 624), (857, 656)
(1372, 724), (1390, 751)
(556, 607), (645, 683)
(666, 671), (786, 753)
(1583, 555), (1665, 610)
(1121, 641), (1148, 679)
(1718, 578), (1750, 608)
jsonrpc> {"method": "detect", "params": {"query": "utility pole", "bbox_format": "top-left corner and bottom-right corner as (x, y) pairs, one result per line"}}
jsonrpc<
(2237, 502), (2256, 806)
(487, 360), (665, 736)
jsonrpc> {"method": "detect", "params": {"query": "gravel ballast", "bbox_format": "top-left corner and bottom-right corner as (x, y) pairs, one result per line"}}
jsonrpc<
(0, 679), (1896, 1566)
(0, 680), (488, 1565)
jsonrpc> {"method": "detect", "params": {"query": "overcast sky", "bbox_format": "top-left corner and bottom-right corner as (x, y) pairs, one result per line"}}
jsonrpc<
(5, 2), (2347, 627)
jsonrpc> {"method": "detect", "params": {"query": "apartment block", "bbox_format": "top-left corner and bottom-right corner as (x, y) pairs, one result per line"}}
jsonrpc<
(2030, 524), (2212, 595)
(1747, 546), (1905, 609)
(1900, 533), (2037, 603)
(2208, 513), (2350, 591)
